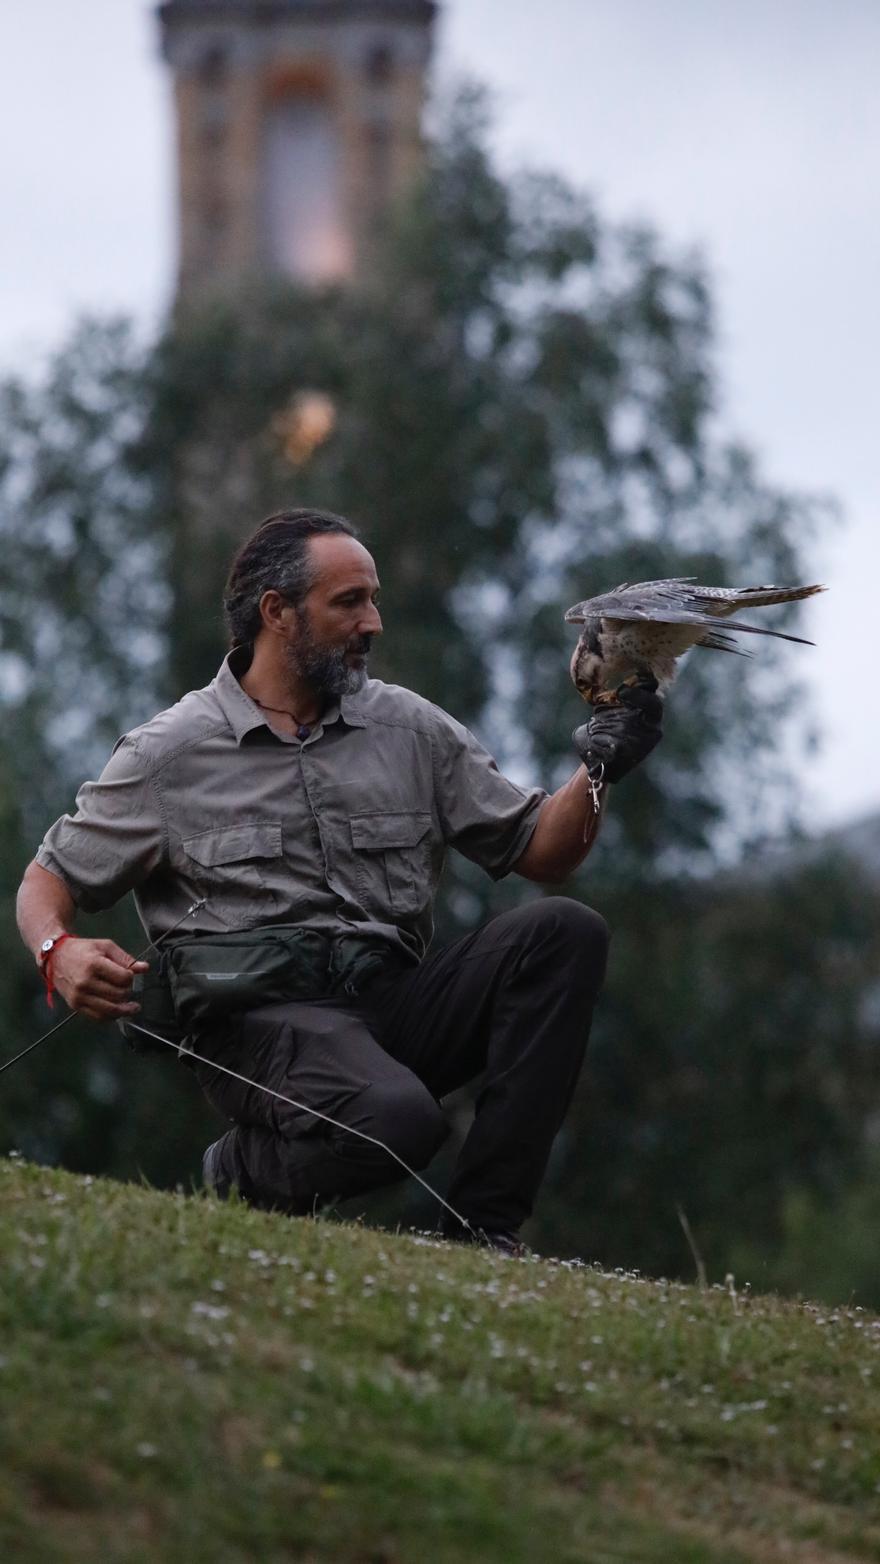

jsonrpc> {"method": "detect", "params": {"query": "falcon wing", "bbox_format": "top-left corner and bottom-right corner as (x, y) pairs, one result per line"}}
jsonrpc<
(565, 582), (814, 646)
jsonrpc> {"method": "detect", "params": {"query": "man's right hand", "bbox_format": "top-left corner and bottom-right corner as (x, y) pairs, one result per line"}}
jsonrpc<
(47, 938), (149, 1021)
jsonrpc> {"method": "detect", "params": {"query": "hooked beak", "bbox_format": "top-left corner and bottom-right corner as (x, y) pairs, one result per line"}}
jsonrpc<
(564, 602), (586, 624)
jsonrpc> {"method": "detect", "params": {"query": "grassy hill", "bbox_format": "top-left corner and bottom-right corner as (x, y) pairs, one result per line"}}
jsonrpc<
(2, 1158), (880, 1563)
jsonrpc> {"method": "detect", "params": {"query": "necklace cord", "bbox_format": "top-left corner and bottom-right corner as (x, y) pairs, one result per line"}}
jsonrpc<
(253, 697), (314, 727)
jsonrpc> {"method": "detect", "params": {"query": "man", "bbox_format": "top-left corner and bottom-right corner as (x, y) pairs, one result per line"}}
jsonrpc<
(16, 509), (662, 1254)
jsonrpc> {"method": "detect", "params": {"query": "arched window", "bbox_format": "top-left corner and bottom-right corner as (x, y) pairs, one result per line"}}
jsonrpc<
(262, 92), (348, 281)
(365, 44), (394, 87)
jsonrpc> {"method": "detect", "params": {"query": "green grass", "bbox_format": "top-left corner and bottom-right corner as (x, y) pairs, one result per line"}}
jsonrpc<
(2, 1158), (880, 1563)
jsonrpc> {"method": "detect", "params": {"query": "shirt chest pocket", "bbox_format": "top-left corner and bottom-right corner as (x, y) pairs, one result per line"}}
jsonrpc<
(349, 811), (433, 918)
(182, 822), (283, 925)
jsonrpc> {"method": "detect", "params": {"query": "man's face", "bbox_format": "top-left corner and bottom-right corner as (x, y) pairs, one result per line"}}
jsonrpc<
(285, 534), (383, 697)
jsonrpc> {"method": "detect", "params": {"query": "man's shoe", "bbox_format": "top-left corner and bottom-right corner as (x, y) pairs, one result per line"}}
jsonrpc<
(202, 1132), (238, 1199)
(440, 1223), (533, 1259)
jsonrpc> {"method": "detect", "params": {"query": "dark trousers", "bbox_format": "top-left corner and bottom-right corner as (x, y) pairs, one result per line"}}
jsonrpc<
(193, 897), (609, 1234)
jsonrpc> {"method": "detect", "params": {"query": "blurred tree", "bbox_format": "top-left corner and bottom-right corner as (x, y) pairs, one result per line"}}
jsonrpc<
(0, 319), (217, 1182)
(3, 90), (869, 1302)
(0, 319), (166, 821)
(538, 851), (880, 1292)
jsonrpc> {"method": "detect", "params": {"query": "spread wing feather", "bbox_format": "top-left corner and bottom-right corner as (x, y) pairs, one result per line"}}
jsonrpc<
(599, 608), (814, 647)
(696, 631), (752, 657)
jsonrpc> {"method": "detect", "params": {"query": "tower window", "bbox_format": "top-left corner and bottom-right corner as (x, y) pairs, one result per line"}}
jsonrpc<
(365, 44), (394, 86)
(365, 121), (392, 211)
(198, 45), (228, 88)
(201, 116), (226, 148)
(262, 94), (349, 282)
(203, 196), (227, 238)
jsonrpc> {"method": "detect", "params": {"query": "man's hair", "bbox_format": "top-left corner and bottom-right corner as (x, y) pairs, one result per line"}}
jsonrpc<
(223, 508), (359, 648)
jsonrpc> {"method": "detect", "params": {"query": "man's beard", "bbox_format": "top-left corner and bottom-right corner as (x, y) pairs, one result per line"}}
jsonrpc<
(286, 612), (372, 698)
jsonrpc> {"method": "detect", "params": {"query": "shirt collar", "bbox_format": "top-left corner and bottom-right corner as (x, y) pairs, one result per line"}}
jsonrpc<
(213, 648), (367, 745)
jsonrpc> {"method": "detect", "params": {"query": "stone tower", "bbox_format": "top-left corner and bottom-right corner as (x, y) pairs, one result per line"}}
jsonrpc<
(158, 0), (437, 297)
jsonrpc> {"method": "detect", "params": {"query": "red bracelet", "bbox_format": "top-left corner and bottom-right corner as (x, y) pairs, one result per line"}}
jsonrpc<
(39, 933), (73, 1009)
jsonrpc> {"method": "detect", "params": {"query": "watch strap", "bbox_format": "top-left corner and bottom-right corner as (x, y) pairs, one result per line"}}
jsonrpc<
(39, 933), (73, 1009)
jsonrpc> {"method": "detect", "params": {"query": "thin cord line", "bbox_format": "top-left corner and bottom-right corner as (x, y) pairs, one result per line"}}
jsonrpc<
(0, 1014), (78, 1077)
(126, 1018), (473, 1236)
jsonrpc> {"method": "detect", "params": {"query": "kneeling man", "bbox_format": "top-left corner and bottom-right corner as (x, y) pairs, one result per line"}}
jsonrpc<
(16, 510), (661, 1253)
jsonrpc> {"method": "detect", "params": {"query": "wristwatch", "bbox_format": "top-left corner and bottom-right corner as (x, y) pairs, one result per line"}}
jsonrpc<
(38, 934), (70, 967)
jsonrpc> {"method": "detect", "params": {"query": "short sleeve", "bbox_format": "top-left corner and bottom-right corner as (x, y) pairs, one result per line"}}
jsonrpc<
(34, 736), (167, 913)
(431, 711), (547, 880)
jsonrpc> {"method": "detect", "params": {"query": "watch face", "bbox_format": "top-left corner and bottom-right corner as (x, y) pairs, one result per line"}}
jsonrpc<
(41, 939), (55, 955)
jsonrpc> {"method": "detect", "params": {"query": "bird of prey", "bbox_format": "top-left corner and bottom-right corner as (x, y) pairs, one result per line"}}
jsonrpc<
(564, 578), (825, 702)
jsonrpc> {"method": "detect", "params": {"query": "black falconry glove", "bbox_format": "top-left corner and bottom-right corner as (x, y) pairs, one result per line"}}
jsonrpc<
(572, 672), (664, 787)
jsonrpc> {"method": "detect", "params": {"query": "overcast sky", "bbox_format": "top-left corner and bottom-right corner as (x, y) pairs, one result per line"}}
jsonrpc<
(1, 1), (877, 830)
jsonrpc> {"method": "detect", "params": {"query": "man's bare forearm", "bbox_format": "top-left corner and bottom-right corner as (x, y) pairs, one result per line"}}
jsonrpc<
(16, 861), (147, 1020)
(16, 861), (77, 960)
(513, 769), (607, 884)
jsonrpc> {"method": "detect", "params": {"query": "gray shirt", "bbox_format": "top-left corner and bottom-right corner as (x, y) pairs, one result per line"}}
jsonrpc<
(36, 650), (546, 962)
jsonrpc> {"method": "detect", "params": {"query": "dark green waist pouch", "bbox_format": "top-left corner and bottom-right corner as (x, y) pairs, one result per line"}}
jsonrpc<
(167, 925), (333, 1030)
(121, 925), (405, 1051)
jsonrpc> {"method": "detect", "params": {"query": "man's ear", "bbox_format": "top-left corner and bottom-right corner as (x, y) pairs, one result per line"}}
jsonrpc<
(258, 590), (294, 637)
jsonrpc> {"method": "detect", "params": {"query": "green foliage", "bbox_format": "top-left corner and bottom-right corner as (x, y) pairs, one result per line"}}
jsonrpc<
(731, 1159), (880, 1310)
(4, 1158), (880, 1564)
(538, 851), (880, 1291)
(0, 318), (166, 828)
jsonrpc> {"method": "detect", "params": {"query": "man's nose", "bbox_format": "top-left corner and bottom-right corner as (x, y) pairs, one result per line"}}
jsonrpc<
(361, 605), (383, 636)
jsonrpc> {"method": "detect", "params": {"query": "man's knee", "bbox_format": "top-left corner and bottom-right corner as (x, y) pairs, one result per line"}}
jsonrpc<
(515, 895), (610, 961)
(344, 1077), (449, 1173)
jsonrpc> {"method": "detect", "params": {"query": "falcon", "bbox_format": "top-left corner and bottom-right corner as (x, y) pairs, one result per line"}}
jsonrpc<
(564, 578), (825, 703)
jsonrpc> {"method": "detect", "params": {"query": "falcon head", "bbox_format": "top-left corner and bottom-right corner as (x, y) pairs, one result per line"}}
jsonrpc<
(564, 604), (605, 702)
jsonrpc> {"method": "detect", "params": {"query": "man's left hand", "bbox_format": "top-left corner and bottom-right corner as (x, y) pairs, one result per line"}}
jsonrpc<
(573, 673), (664, 784)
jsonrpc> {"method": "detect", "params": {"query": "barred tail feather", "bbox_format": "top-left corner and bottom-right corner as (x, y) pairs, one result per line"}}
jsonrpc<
(733, 583), (826, 608)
